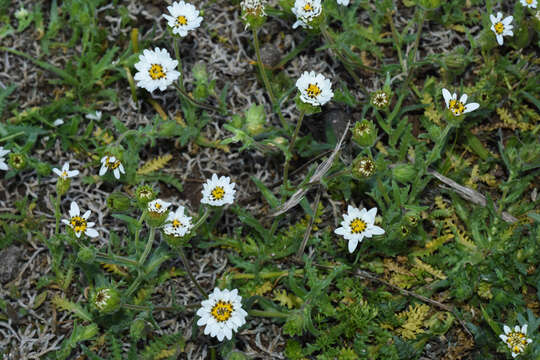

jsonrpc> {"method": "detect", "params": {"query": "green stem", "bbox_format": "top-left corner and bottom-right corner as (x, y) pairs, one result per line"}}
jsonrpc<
(134, 211), (147, 256)
(252, 28), (289, 132)
(54, 192), (61, 235)
(123, 303), (196, 312)
(407, 8), (425, 83)
(139, 226), (156, 267)
(248, 309), (289, 318)
(282, 110), (305, 192)
(296, 187), (321, 259)
(231, 269), (303, 280)
(172, 36), (185, 92)
(387, 11), (406, 73)
(191, 206), (210, 233)
(0, 131), (25, 143)
(178, 247), (208, 298)
(96, 253), (138, 267)
(172, 83), (226, 114)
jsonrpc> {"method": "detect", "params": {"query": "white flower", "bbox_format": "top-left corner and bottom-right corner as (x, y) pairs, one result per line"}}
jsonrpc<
(201, 174), (236, 206)
(85, 111), (102, 121)
(196, 288), (248, 341)
(0, 146), (11, 171)
(53, 118), (64, 126)
(15, 7), (28, 19)
(61, 201), (99, 238)
(520, 0), (537, 8)
(99, 155), (125, 180)
(499, 324), (533, 358)
(163, 206), (193, 237)
(148, 199), (171, 214)
(490, 12), (514, 46)
(337, 0), (350, 5)
(53, 162), (79, 180)
(292, 0), (322, 29)
(163, 1), (203, 37)
(134, 48), (180, 93)
(241, 0), (267, 21)
(441, 88), (480, 116)
(296, 71), (334, 106)
(334, 205), (385, 253)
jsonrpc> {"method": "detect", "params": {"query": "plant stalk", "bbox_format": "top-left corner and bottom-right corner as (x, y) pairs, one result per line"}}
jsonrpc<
(178, 247), (208, 298)
(282, 110), (306, 192)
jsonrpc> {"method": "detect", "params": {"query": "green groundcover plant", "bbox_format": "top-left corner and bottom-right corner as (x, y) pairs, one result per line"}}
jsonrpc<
(0, 0), (539, 358)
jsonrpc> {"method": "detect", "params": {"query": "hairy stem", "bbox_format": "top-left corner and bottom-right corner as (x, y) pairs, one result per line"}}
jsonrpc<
(178, 247), (208, 298)
(282, 110), (305, 192)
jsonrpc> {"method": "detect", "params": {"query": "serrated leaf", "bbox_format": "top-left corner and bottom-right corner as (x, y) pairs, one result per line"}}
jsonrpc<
(137, 154), (173, 175)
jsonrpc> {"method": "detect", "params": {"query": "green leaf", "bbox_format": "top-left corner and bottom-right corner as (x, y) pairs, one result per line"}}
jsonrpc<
(251, 176), (279, 209)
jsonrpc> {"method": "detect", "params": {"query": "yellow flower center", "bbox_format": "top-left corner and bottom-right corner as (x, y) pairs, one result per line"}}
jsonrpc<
(155, 203), (162, 209)
(149, 64), (166, 80)
(303, 3), (313, 11)
(306, 83), (321, 98)
(350, 218), (367, 234)
(176, 15), (188, 26)
(211, 186), (225, 200)
(172, 219), (182, 228)
(494, 22), (504, 34)
(506, 331), (528, 354)
(526, 0), (533, 4)
(105, 157), (121, 170)
(211, 300), (234, 322)
(61, 170), (68, 178)
(448, 99), (465, 115)
(70, 216), (87, 233)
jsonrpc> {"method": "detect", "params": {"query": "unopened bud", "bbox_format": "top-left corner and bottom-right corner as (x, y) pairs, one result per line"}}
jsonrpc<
(352, 120), (377, 147)
(93, 287), (121, 314)
(107, 192), (131, 212)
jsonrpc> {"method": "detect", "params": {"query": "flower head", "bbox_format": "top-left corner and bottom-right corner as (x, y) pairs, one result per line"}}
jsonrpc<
(0, 146), (11, 171)
(241, 0), (267, 27)
(62, 201), (99, 238)
(499, 324), (532, 358)
(442, 88), (479, 116)
(337, 0), (350, 5)
(53, 162), (80, 180)
(134, 48), (180, 93)
(520, 0), (537, 9)
(292, 0), (322, 29)
(201, 174), (236, 206)
(490, 12), (514, 46)
(163, 206), (193, 238)
(93, 288), (121, 314)
(148, 199), (171, 215)
(163, 1), (203, 37)
(196, 288), (248, 341)
(296, 71), (334, 106)
(353, 158), (375, 178)
(334, 206), (385, 253)
(371, 90), (390, 109)
(85, 111), (102, 121)
(99, 155), (125, 180)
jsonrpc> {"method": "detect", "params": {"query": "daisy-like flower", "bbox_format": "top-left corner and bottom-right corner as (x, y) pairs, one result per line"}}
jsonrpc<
(85, 111), (102, 121)
(99, 155), (125, 180)
(296, 71), (334, 106)
(520, 0), (537, 9)
(163, 206), (193, 237)
(441, 88), (480, 116)
(499, 324), (533, 358)
(490, 12), (514, 46)
(62, 201), (99, 238)
(196, 288), (248, 341)
(334, 206), (385, 253)
(291, 0), (322, 29)
(354, 158), (375, 177)
(201, 174), (236, 206)
(0, 146), (11, 171)
(241, 0), (267, 21)
(163, 1), (203, 37)
(148, 199), (171, 215)
(134, 48), (180, 93)
(53, 162), (79, 180)
(337, 0), (350, 5)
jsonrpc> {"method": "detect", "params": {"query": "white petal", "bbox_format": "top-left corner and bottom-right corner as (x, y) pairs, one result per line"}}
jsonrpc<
(441, 88), (451, 108)
(348, 239), (359, 253)
(85, 228), (99, 238)
(500, 334), (508, 342)
(69, 202), (80, 217)
(369, 225), (385, 235)
(504, 325), (511, 334)
(496, 34), (504, 46)
(52, 168), (63, 176)
(521, 324), (528, 334)
(459, 94), (468, 104)
(334, 227), (348, 236)
(99, 165), (107, 176)
(463, 103), (480, 113)
(82, 210), (91, 220)
(365, 208), (378, 223)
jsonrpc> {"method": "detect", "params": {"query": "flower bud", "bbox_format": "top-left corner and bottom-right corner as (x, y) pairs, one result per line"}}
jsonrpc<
(294, 95), (321, 115)
(92, 287), (121, 314)
(146, 199), (171, 227)
(135, 185), (156, 206)
(8, 153), (26, 170)
(107, 192), (131, 212)
(241, 0), (267, 29)
(405, 211), (420, 227)
(56, 177), (71, 196)
(352, 156), (375, 179)
(392, 164), (416, 184)
(78, 247), (96, 264)
(351, 120), (377, 147)
(245, 104), (266, 136)
(371, 90), (391, 110)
